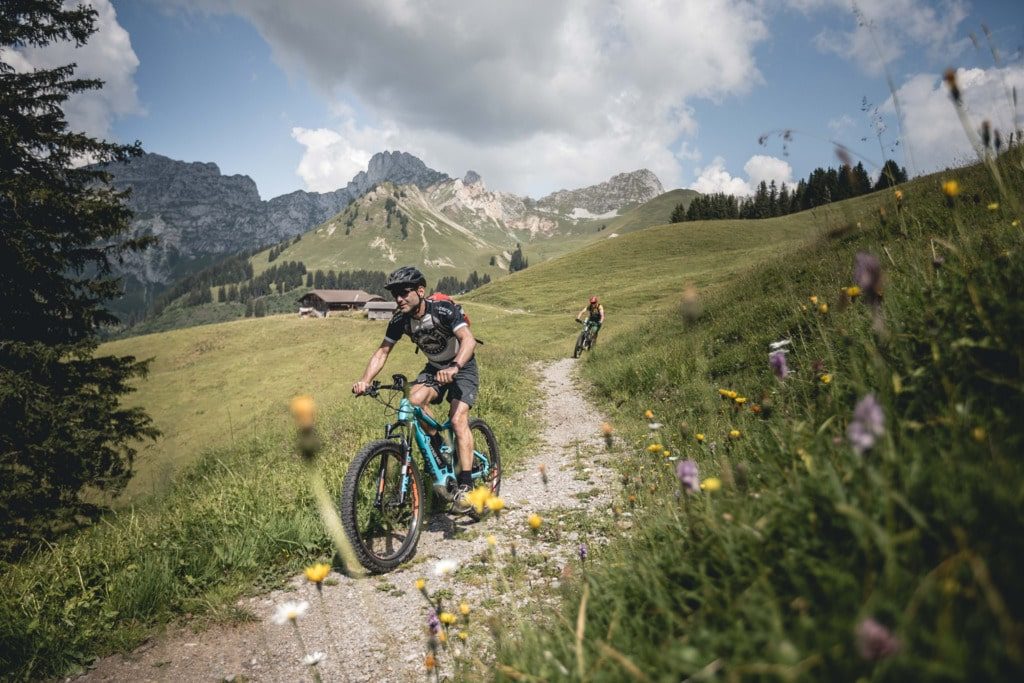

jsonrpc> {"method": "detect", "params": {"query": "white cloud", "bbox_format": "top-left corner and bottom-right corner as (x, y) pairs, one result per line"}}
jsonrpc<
(828, 114), (856, 132)
(690, 154), (794, 195)
(743, 155), (793, 188)
(175, 0), (769, 195)
(690, 157), (752, 195)
(888, 64), (1024, 173)
(3, 0), (142, 139)
(791, 0), (968, 74)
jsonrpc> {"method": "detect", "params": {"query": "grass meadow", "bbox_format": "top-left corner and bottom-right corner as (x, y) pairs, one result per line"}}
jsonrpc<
(1, 138), (1021, 679)
(489, 150), (1024, 680)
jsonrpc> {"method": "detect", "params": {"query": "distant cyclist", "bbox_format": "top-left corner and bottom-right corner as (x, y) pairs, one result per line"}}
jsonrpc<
(352, 266), (479, 513)
(576, 296), (605, 344)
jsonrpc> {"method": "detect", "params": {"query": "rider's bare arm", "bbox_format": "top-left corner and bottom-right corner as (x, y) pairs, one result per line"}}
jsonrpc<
(576, 307), (587, 321)
(435, 326), (476, 384)
(353, 340), (394, 394)
(599, 304), (605, 323)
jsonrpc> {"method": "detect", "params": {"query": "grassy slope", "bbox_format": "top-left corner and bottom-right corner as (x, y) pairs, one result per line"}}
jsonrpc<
(0, 175), (966, 679)
(491, 155), (1024, 680)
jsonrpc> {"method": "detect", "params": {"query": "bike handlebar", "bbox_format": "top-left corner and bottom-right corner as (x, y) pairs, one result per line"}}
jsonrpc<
(358, 373), (409, 398)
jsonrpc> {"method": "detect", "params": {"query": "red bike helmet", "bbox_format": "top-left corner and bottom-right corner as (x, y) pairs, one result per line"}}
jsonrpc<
(589, 296), (598, 304)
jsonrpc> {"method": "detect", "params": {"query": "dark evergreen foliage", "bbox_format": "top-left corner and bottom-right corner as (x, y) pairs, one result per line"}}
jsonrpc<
(434, 271), (491, 294)
(509, 243), (529, 272)
(0, 1), (158, 556)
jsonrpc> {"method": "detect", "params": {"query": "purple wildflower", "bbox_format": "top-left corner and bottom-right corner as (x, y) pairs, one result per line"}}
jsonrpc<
(676, 459), (700, 493)
(578, 543), (588, 562)
(847, 394), (885, 455)
(427, 610), (440, 635)
(855, 617), (900, 660)
(769, 350), (790, 380)
(854, 252), (883, 304)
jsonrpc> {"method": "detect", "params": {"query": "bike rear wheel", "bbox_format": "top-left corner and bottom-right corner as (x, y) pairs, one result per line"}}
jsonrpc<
(466, 417), (502, 495)
(339, 440), (424, 573)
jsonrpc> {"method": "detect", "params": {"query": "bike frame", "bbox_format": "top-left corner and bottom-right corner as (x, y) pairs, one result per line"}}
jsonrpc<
(373, 374), (495, 501)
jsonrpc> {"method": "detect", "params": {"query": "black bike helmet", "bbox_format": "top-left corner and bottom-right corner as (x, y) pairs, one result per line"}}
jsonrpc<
(385, 265), (427, 293)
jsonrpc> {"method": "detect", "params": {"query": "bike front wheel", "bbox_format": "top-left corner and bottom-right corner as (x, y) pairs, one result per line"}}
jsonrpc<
(339, 440), (424, 573)
(467, 418), (502, 495)
(573, 331), (586, 358)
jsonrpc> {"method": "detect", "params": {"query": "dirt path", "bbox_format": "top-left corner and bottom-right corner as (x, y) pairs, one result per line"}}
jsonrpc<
(72, 358), (617, 682)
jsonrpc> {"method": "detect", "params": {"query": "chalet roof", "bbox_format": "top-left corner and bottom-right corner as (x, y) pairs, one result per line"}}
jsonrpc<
(298, 289), (383, 304)
(364, 301), (398, 311)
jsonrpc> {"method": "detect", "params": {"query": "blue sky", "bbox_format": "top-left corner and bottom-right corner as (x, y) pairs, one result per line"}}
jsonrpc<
(7, 0), (1022, 200)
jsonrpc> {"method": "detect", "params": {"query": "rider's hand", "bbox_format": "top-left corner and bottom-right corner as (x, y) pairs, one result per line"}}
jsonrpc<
(436, 366), (458, 385)
(352, 381), (369, 395)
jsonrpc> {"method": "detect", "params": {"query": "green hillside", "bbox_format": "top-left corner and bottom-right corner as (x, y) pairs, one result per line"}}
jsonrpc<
(5, 149), (1021, 681)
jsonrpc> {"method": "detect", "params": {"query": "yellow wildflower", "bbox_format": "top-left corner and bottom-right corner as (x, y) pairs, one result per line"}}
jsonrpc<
(726, 390), (737, 399)
(644, 409), (654, 419)
(662, 450), (671, 458)
(971, 427), (986, 443)
(458, 631), (469, 641)
(820, 374), (832, 384)
(988, 202), (1000, 211)
(528, 513), (543, 530)
(601, 422), (613, 435)
(459, 602), (471, 616)
(695, 433), (705, 442)
(437, 631), (447, 643)
(845, 285), (861, 298)
(729, 429), (741, 439)
(415, 578), (426, 592)
(304, 562), (330, 584)
(700, 477), (722, 492)
(466, 486), (491, 514)
(486, 497), (505, 513)
(894, 189), (903, 201)
(718, 388), (730, 397)
(818, 303), (829, 314)
(486, 534), (497, 547)
(289, 394), (316, 428)
(734, 396), (747, 405)
(809, 295), (819, 305)
(941, 179), (960, 197)
(439, 611), (457, 625)
(647, 443), (663, 454)
(800, 304), (808, 312)
(425, 654), (436, 671)
(1012, 219), (1020, 227)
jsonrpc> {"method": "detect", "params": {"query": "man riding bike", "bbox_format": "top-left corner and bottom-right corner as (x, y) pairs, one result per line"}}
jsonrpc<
(352, 266), (479, 514)
(576, 296), (605, 344)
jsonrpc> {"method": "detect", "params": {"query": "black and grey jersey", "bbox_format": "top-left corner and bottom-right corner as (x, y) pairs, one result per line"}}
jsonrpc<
(384, 299), (469, 365)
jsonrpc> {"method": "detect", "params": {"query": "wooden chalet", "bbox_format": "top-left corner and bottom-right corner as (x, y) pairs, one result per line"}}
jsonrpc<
(297, 289), (383, 317)
(364, 300), (399, 320)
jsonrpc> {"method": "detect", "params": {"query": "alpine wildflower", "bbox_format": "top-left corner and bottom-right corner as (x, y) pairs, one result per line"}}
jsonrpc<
(459, 602), (471, 616)
(854, 252), (883, 305)
(646, 443), (663, 454)
(486, 496), (505, 513)
(528, 513), (543, 531)
(676, 459), (700, 493)
(644, 409), (654, 419)
(427, 609), (441, 634)
(845, 285), (861, 299)
(578, 543), (588, 562)
(538, 463), (548, 487)
(855, 617), (901, 661)
(988, 202), (1000, 210)
(648, 422), (663, 430)
(809, 295), (819, 305)
(729, 429), (741, 439)
(304, 563), (330, 586)
(941, 179), (960, 198)
(818, 303), (829, 314)
(466, 486), (492, 514)
(601, 422), (614, 448)
(734, 396), (747, 405)
(894, 189), (903, 202)
(439, 611), (458, 625)
(769, 350), (790, 380)
(273, 600), (310, 625)
(304, 652), (325, 666)
(820, 374), (832, 385)
(416, 578), (427, 592)
(847, 393), (885, 455)
(700, 477), (722, 492)
(434, 559), (459, 577)
(289, 395), (316, 428)
(769, 339), (791, 351)
(695, 433), (705, 442)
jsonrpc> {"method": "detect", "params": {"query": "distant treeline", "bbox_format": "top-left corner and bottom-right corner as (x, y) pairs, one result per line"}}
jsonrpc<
(435, 271), (492, 294)
(671, 160), (908, 223)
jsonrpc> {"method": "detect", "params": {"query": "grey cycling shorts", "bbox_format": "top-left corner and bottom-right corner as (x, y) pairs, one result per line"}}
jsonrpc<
(415, 357), (479, 407)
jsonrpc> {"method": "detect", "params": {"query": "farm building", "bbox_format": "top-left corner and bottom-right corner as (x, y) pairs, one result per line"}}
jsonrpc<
(364, 301), (399, 320)
(297, 289), (384, 317)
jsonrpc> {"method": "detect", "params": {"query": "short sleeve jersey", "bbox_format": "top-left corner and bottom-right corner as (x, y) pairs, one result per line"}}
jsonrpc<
(384, 299), (468, 365)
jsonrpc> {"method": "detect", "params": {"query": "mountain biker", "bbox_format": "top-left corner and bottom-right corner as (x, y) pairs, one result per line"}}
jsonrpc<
(575, 296), (605, 344)
(352, 266), (479, 514)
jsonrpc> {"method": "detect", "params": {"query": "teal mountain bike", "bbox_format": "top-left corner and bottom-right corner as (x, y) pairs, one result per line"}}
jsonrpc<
(574, 319), (599, 358)
(340, 374), (502, 573)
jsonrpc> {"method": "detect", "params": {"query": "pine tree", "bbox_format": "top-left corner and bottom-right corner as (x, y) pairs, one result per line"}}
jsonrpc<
(670, 202), (688, 223)
(1, 2), (158, 555)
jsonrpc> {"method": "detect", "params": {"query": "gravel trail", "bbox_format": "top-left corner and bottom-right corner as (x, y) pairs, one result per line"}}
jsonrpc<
(72, 358), (616, 682)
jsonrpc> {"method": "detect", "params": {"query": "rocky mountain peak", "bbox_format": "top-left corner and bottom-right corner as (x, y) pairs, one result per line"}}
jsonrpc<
(462, 170), (482, 186)
(537, 168), (664, 216)
(348, 151), (449, 195)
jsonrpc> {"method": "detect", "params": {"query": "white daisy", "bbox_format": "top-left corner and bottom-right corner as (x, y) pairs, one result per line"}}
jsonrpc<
(434, 558), (459, 576)
(647, 422), (663, 430)
(303, 651), (325, 666)
(272, 600), (309, 625)
(769, 339), (792, 351)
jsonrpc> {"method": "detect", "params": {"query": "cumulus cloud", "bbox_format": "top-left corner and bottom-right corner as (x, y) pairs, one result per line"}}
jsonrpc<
(690, 154), (793, 195)
(2, 0), (142, 139)
(790, 0), (968, 74)
(173, 0), (768, 195)
(889, 64), (1024, 172)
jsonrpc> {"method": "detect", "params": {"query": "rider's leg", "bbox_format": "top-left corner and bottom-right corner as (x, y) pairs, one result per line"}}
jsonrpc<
(410, 383), (440, 436)
(449, 399), (474, 477)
